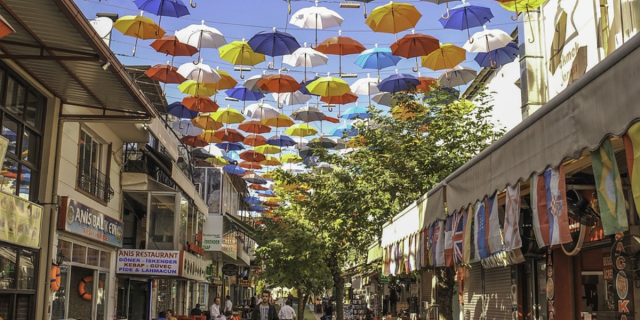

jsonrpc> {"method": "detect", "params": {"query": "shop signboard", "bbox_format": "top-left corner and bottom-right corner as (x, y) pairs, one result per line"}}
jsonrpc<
(203, 214), (223, 251)
(0, 190), (43, 248)
(239, 279), (251, 287)
(181, 250), (208, 281)
(223, 231), (237, 260)
(117, 249), (180, 276)
(380, 275), (390, 283)
(58, 197), (124, 247)
(222, 264), (239, 276)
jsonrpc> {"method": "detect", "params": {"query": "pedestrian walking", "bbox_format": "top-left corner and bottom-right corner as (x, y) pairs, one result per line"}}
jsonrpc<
(226, 295), (234, 313)
(252, 290), (279, 320)
(278, 300), (296, 320)
(324, 302), (333, 320)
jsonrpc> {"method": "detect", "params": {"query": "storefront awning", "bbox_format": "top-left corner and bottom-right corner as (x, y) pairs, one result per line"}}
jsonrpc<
(122, 172), (176, 193)
(224, 213), (257, 241)
(429, 33), (640, 213)
(381, 201), (421, 248)
(366, 243), (383, 265)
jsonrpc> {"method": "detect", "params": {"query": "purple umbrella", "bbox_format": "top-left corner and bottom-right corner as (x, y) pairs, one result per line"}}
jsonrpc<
(134, 0), (190, 32)
(377, 72), (421, 93)
(248, 28), (301, 69)
(267, 135), (296, 148)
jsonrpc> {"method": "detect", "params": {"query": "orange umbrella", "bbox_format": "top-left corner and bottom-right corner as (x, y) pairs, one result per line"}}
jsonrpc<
(238, 120), (272, 134)
(391, 32), (440, 72)
(244, 134), (267, 146)
(180, 136), (208, 147)
(249, 184), (269, 191)
(239, 161), (263, 170)
(263, 201), (280, 207)
(240, 150), (267, 163)
(242, 170), (256, 177)
(151, 35), (198, 57)
(145, 64), (186, 84)
(199, 131), (223, 143)
(0, 15), (16, 40)
(182, 96), (219, 112)
(257, 74), (301, 93)
(214, 128), (245, 143)
(322, 116), (340, 123)
(191, 114), (223, 130)
(413, 76), (438, 93)
(320, 92), (358, 105)
(315, 31), (366, 76)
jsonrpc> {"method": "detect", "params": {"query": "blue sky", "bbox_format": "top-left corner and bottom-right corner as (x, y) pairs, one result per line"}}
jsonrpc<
(75, 0), (519, 135)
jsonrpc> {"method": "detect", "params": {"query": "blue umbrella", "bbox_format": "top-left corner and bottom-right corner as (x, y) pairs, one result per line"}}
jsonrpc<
(134, 0), (190, 31)
(298, 76), (320, 96)
(166, 102), (198, 119)
(377, 73), (420, 93)
(248, 28), (301, 69)
(226, 86), (265, 101)
(439, 2), (493, 40)
(222, 164), (245, 175)
(250, 205), (267, 212)
(216, 142), (245, 152)
(257, 190), (275, 197)
(244, 196), (262, 205)
(354, 47), (402, 80)
(340, 106), (371, 119)
(329, 124), (358, 137)
(474, 42), (518, 68)
(267, 135), (296, 147)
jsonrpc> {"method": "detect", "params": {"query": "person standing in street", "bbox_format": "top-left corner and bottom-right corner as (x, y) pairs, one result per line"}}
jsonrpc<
(252, 290), (279, 320)
(324, 302), (334, 320)
(278, 300), (296, 320)
(211, 297), (222, 319)
(226, 295), (234, 313)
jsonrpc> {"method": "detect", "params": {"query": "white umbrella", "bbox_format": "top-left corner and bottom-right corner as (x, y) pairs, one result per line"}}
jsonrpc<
(290, 1), (344, 46)
(176, 21), (227, 62)
(350, 73), (380, 106)
(463, 27), (512, 67)
(282, 43), (329, 81)
(295, 137), (310, 149)
(208, 146), (227, 157)
(177, 62), (221, 83)
(282, 163), (305, 173)
(172, 120), (203, 136)
(372, 92), (392, 106)
(243, 71), (267, 92)
(438, 66), (477, 87)
(244, 103), (280, 120)
(291, 105), (325, 122)
(272, 91), (312, 108)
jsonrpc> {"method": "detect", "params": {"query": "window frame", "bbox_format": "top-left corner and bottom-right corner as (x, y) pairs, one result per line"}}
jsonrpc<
(0, 242), (39, 320)
(75, 124), (113, 204)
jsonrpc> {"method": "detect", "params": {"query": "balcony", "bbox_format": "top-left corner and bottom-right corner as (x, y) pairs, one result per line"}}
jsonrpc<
(77, 161), (114, 202)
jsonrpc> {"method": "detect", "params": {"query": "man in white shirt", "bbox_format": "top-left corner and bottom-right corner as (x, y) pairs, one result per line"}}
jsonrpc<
(278, 300), (296, 320)
(225, 295), (233, 313)
(211, 297), (222, 319)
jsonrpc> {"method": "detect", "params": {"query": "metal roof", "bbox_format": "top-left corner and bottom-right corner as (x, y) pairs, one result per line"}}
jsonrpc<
(0, 0), (155, 117)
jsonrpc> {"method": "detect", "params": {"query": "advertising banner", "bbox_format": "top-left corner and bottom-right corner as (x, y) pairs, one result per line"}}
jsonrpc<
(0, 190), (43, 248)
(117, 249), (180, 276)
(203, 214), (223, 251)
(181, 250), (208, 281)
(223, 231), (238, 260)
(58, 197), (124, 247)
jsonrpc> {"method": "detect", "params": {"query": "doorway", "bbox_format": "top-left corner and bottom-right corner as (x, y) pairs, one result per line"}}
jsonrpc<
(117, 278), (150, 320)
(523, 259), (548, 320)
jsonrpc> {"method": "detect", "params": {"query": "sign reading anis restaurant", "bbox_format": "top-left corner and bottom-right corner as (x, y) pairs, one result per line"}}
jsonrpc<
(116, 249), (207, 282)
(58, 197), (124, 247)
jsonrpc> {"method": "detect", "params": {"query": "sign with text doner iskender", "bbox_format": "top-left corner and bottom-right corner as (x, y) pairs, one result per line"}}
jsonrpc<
(117, 249), (180, 276)
(58, 197), (124, 247)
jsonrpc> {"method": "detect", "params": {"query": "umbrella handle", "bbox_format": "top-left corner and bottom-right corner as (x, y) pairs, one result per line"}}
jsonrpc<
(363, 3), (368, 18)
(287, 0), (292, 14)
(412, 57), (419, 72)
(527, 9), (535, 43)
(441, 2), (450, 20)
(267, 60), (275, 70)
(511, 6), (519, 21)
(327, 106), (334, 112)
(190, 0), (197, 8)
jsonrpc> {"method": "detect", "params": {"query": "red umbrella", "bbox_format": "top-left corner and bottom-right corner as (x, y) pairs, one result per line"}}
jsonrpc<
(413, 76), (438, 93)
(249, 184), (269, 191)
(180, 136), (208, 147)
(214, 128), (245, 143)
(151, 35), (199, 56)
(240, 150), (267, 163)
(144, 64), (186, 84)
(322, 116), (340, 124)
(243, 134), (267, 147)
(239, 161), (263, 170)
(263, 201), (280, 207)
(391, 32), (440, 71)
(315, 32), (366, 76)
(257, 74), (301, 93)
(320, 92), (358, 105)
(238, 120), (272, 134)
(182, 96), (219, 112)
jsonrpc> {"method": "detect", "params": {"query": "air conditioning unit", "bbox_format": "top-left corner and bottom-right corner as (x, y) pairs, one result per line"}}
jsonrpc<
(340, 2), (361, 8)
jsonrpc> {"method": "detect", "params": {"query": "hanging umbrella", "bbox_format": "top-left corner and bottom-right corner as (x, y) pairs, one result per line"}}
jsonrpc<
(191, 114), (223, 130)
(378, 71), (421, 93)
(177, 62), (221, 83)
(414, 74), (439, 93)
(320, 92), (358, 105)
(180, 136), (208, 147)
(216, 142), (245, 152)
(422, 0), (454, 19)
(219, 39), (266, 79)
(214, 128), (245, 143)
(274, 91), (312, 108)
(257, 74), (302, 96)
(306, 75), (351, 97)
(239, 161), (263, 170)
(243, 72), (267, 92)
(250, 205), (268, 212)
(244, 135), (268, 147)
(151, 35), (198, 57)
(285, 124), (318, 137)
(298, 146), (316, 158)
(365, 1), (422, 41)
(350, 75), (380, 106)
(240, 150), (267, 163)
(227, 86), (265, 102)
(0, 14), (16, 40)
(438, 66), (478, 87)
(172, 120), (203, 136)
(114, 14), (165, 56)
(308, 137), (337, 148)
(497, 0), (546, 23)
(249, 184), (270, 191)
(261, 156), (282, 166)
(134, 0), (190, 33)
(298, 76), (321, 96)
(208, 69), (238, 91)
(294, 138), (310, 149)
(267, 135), (297, 147)
(182, 96), (219, 112)
(463, 27), (512, 67)
(239, 120), (271, 134)
(193, 148), (215, 159)
(212, 108), (246, 124)
(282, 43), (329, 81)
(421, 44), (466, 71)
(351, 0), (375, 18)
(372, 92), (392, 106)
(178, 80), (218, 97)
(244, 174), (268, 185)
(330, 124), (358, 137)
(248, 28), (301, 69)
(255, 144), (281, 154)
(280, 153), (304, 164)
(166, 102), (199, 119)
(439, 1), (493, 41)
(245, 103), (280, 120)
(314, 31), (366, 76)
(175, 21), (227, 63)
(282, 164), (305, 173)
(261, 114), (295, 128)
(340, 106), (371, 119)
(322, 116), (340, 123)
(391, 30), (440, 72)
(144, 64), (186, 93)
(292, 106), (326, 122)
(244, 196), (263, 205)
(354, 45), (402, 80)
(290, 1), (344, 47)
(474, 42), (518, 68)
(199, 131), (223, 144)
(223, 164), (245, 175)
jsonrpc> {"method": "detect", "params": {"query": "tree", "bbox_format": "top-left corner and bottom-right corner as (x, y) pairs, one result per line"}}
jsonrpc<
(268, 87), (503, 320)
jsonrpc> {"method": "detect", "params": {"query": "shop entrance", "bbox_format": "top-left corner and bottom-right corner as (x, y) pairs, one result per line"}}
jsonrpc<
(117, 278), (150, 320)
(523, 259), (548, 320)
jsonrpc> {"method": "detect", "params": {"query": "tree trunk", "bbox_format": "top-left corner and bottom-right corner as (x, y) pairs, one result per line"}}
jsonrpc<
(298, 291), (306, 320)
(435, 267), (455, 320)
(329, 251), (345, 320)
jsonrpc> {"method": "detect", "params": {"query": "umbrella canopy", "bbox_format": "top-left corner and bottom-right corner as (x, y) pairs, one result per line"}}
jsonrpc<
(272, 91), (312, 106)
(151, 35), (198, 56)
(498, 0), (546, 19)
(255, 144), (281, 154)
(216, 142), (245, 152)
(282, 163), (305, 173)
(244, 196), (262, 205)
(350, 75), (380, 105)
(421, 43), (466, 71)
(244, 174), (267, 185)
(439, 1), (493, 40)
(239, 161), (263, 170)
(175, 21), (227, 49)
(178, 80), (218, 97)
(182, 96), (219, 112)
(211, 108), (245, 124)
(330, 123), (358, 137)
(372, 92), (392, 106)
(219, 40), (266, 67)
(244, 134), (268, 147)
(205, 156), (229, 166)
(204, 146), (227, 157)
(226, 86), (265, 102)
(282, 44), (329, 81)
(438, 66), (478, 87)
(191, 114), (223, 130)
(290, 2), (344, 46)
(292, 106), (326, 122)
(180, 135), (208, 147)
(166, 102), (199, 119)
(294, 137), (310, 149)
(209, 69), (238, 91)
(298, 76), (321, 96)
(245, 103), (280, 120)
(261, 114), (295, 127)
(474, 41), (518, 68)
(414, 75), (439, 92)
(320, 92), (358, 105)
(250, 205), (267, 212)
(340, 106), (371, 119)
(145, 64), (187, 84)
(365, 2), (422, 37)
(223, 164), (245, 175)
(214, 128), (245, 143)
(243, 73), (267, 92)
(249, 184), (269, 191)
(280, 153), (304, 164)
(134, 0), (190, 17)
(114, 15), (165, 55)
(377, 72), (421, 93)
(308, 137), (337, 148)
(314, 31), (366, 75)
(261, 156), (282, 166)
(240, 150), (267, 163)
(192, 148), (214, 159)
(463, 26), (512, 53)
(322, 116), (340, 123)
(248, 28), (301, 68)
(285, 124), (318, 137)
(354, 46), (402, 77)
(172, 120), (203, 136)
(177, 62), (221, 83)
(199, 131), (223, 143)
(391, 31), (440, 72)
(257, 74), (302, 93)
(306, 76), (351, 97)
(267, 135), (297, 147)
(238, 120), (271, 134)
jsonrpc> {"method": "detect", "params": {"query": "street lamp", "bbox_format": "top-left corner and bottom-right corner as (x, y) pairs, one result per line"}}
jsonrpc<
(55, 252), (65, 266)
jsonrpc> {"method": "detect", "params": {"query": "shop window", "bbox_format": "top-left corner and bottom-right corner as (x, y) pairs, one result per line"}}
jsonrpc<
(0, 247), (16, 289)
(72, 243), (86, 264)
(4, 76), (25, 120)
(149, 193), (178, 250)
(99, 251), (110, 269)
(77, 126), (113, 203)
(0, 244), (38, 320)
(87, 248), (100, 267)
(17, 250), (35, 290)
(57, 239), (71, 263)
(51, 265), (68, 320)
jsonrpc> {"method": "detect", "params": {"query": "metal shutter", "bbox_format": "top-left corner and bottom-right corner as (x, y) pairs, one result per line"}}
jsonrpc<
(421, 270), (435, 304)
(463, 264), (513, 320)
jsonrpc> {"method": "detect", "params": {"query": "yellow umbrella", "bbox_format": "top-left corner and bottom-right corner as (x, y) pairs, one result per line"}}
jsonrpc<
(498, 0), (546, 41)
(255, 145), (281, 154)
(280, 153), (303, 164)
(306, 76), (351, 97)
(179, 80), (218, 97)
(212, 107), (245, 124)
(365, 2), (422, 40)
(261, 114), (295, 128)
(204, 69), (238, 91)
(262, 170), (277, 179)
(260, 156), (282, 166)
(191, 114), (224, 130)
(219, 40), (266, 79)
(421, 44), (466, 71)
(285, 124), (318, 137)
(205, 156), (229, 166)
(199, 130), (223, 143)
(114, 14), (165, 56)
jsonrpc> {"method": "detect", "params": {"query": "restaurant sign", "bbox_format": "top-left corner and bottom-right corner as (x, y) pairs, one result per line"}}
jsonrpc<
(117, 249), (180, 276)
(58, 197), (124, 247)
(0, 190), (43, 248)
(181, 250), (207, 281)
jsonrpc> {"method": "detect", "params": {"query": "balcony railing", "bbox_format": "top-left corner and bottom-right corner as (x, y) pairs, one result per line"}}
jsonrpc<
(77, 162), (114, 202)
